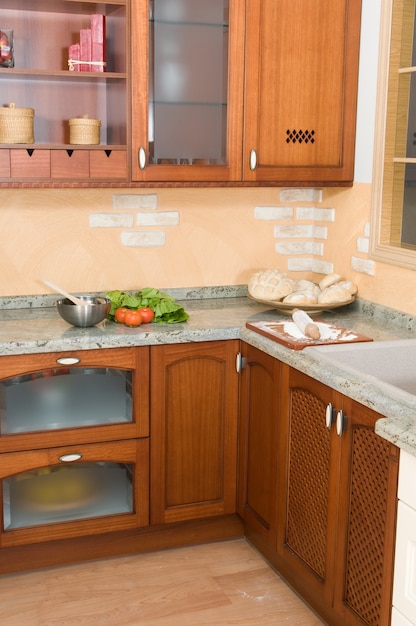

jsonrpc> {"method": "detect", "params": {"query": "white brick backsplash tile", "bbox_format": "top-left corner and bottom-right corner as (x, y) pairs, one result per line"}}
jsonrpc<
(89, 213), (134, 228)
(276, 241), (324, 255)
(121, 231), (166, 247)
(112, 194), (158, 210)
(274, 224), (327, 239)
(357, 236), (369, 253)
(254, 206), (293, 220)
(279, 189), (322, 202)
(351, 256), (375, 275)
(296, 207), (335, 222)
(312, 260), (334, 274)
(288, 258), (314, 271)
(136, 212), (179, 226)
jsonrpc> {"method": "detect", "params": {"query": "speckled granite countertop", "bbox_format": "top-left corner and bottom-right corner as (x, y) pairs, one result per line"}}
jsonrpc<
(1, 285), (416, 456)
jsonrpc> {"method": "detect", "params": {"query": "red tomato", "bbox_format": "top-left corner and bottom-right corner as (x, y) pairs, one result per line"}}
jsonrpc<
(124, 310), (143, 327)
(114, 307), (130, 323)
(138, 307), (155, 323)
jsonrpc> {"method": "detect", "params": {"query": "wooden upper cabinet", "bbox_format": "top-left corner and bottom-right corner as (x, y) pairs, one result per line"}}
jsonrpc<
(132, 0), (362, 185)
(131, 0), (246, 183)
(1, 0), (362, 185)
(0, 0), (129, 185)
(243, 0), (362, 184)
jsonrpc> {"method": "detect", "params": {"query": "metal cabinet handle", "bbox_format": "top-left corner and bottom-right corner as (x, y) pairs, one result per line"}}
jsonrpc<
(325, 403), (335, 429)
(138, 147), (146, 170)
(336, 410), (347, 437)
(249, 149), (257, 171)
(235, 352), (246, 373)
(59, 453), (82, 462)
(56, 357), (80, 366)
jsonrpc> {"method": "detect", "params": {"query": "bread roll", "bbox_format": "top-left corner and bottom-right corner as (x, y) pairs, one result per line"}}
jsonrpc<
(283, 291), (318, 304)
(319, 273), (342, 291)
(336, 280), (357, 295)
(248, 270), (295, 300)
(318, 284), (352, 304)
(294, 280), (321, 299)
(295, 279), (317, 291)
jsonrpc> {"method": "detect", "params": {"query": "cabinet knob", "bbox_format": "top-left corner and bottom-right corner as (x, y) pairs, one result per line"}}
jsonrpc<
(56, 357), (80, 365)
(336, 410), (347, 437)
(59, 453), (82, 462)
(325, 403), (335, 429)
(236, 352), (246, 372)
(138, 147), (147, 170)
(249, 149), (257, 171)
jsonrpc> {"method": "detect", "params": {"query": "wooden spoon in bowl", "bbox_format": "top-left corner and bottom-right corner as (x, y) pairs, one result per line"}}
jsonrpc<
(43, 280), (88, 306)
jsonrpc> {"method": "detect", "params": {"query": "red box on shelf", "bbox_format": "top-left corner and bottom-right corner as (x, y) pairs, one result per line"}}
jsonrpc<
(91, 14), (106, 72)
(68, 43), (80, 71)
(80, 28), (91, 72)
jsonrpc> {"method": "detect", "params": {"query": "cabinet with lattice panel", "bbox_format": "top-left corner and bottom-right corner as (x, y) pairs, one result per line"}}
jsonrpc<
(277, 365), (399, 626)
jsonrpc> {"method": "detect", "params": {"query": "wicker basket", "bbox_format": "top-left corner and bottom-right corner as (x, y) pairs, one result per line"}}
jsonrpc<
(0, 102), (34, 143)
(69, 115), (101, 145)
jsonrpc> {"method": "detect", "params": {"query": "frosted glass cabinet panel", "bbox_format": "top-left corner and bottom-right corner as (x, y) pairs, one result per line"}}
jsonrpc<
(149, 0), (229, 164)
(0, 368), (132, 434)
(132, 0), (245, 182)
(3, 462), (133, 530)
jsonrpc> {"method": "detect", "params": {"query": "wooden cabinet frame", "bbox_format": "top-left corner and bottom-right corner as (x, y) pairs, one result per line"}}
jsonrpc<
(0, 438), (149, 547)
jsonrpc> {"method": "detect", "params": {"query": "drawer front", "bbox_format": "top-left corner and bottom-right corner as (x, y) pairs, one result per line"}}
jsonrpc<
(50, 150), (90, 179)
(10, 149), (51, 178)
(0, 438), (149, 547)
(0, 347), (150, 451)
(0, 149), (10, 178)
(90, 150), (127, 179)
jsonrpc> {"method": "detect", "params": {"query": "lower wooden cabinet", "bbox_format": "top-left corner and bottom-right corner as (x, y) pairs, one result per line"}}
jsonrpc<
(0, 438), (149, 548)
(277, 365), (399, 626)
(0, 336), (400, 615)
(150, 340), (240, 524)
(238, 343), (280, 549)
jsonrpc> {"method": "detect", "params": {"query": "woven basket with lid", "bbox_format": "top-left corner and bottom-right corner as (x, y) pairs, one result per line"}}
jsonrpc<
(0, 102), (34, 143)
(69, 114), (101, 145)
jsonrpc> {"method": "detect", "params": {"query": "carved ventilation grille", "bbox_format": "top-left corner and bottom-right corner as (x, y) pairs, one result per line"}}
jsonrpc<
(344, 427), (391, 625)
(286, 388), (330, 580)
(286, 129), (315, 144)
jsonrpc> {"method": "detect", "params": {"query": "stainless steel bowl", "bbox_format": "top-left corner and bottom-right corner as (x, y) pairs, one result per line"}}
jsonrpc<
(56, 296), (111, 327)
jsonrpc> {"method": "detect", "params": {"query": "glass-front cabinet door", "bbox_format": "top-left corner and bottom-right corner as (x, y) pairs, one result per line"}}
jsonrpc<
(132, 0), (245, 182)
(0, 348), (149, 453)
(0, 439), (149, 547)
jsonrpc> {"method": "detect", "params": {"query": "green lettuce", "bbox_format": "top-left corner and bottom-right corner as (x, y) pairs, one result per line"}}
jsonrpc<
(105, 288), (189, 324)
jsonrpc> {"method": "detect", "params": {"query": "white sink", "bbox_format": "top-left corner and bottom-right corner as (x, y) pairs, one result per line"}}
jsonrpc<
(304, 339), (416, 403)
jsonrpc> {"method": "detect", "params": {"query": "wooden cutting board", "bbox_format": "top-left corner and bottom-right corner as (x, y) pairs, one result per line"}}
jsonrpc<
(246, 320), (373, 350)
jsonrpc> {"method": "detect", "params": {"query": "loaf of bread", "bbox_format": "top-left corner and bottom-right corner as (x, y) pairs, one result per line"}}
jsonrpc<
(336, 280), (358, 295)
(319, 273), (342, 291)
(294, 280), (321, 299)
(248, 270), (296, 300)
(283, 291), (318, 304)
(318, 284), (352, 304)
(248, 269), (357, 305)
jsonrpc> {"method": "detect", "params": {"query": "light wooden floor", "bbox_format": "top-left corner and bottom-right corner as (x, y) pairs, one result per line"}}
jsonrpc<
(0, 539), (325, 625)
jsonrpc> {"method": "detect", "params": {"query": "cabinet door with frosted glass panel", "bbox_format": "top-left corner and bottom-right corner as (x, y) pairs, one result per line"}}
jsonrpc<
(131, 0), (245, 182)
(0, 347), (149, 453)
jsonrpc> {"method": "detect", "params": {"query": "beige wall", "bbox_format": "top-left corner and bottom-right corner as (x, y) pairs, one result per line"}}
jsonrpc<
(0, 182), (415, 314)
